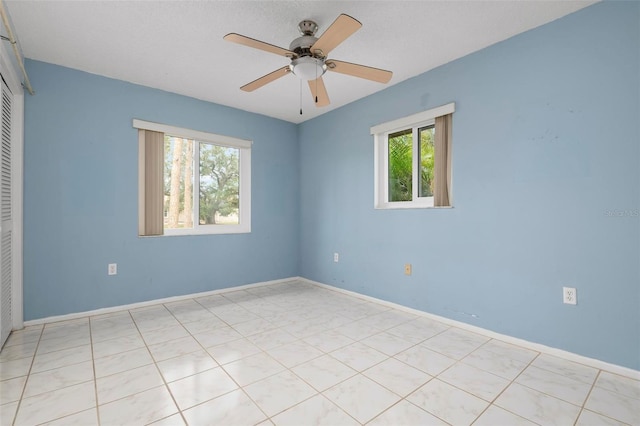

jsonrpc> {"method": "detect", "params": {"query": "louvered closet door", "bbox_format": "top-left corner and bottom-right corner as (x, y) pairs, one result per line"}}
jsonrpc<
(0, 77), (12, 348)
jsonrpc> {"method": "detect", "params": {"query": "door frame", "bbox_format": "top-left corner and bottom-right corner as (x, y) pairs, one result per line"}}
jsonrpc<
(0, 39), (24, 331)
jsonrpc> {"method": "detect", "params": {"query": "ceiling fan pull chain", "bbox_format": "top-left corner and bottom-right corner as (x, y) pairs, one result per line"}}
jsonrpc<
(299, 79), (303, 115)
(315, 66), (318, 103)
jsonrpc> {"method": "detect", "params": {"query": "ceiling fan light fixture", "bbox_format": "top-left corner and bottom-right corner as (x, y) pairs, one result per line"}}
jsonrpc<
(290, 56), (326, 81)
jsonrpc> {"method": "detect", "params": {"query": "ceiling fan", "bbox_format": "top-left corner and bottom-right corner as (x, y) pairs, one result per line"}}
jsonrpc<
(224, 14), (393, 108)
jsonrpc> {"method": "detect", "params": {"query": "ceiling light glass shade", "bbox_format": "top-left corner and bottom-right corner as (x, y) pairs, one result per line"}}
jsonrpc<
(290, 57), (326, 81)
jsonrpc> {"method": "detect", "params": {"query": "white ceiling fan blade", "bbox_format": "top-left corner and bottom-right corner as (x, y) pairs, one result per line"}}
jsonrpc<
(311, 14), (361, 57)
(241, 67), (291, 92)
(224, 33), (296, 58)
(326, 59), (393, 84)
(308, 77), (330, 107)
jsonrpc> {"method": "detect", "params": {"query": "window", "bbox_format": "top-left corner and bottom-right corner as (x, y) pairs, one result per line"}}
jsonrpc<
(135, 120), (251, 236)
(372, 103), (454, 209)
(387, 125), (435, 202)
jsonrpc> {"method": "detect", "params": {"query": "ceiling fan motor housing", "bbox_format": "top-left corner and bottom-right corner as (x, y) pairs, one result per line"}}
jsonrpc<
(289, 35), (319, 57)
(289, 20), (326, 80)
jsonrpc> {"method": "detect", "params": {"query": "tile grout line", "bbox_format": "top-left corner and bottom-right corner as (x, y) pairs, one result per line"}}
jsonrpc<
(163, 298), (254, 423)
(466, 343), (543, 426)
(166, 295), (329, 423)
(171, 295), (298, 424)
(270, 300), (454, 424)
(365, 337), (457, 426)
(459, 337), (625, 425)
(261, 308), (428, 424)
(462, 337), (540, 424)
(353, 322), (493, 424)
(458, 338), (528, 425)
(573, 370), (626, 426)
(128, 307), (189, 426)
(225, 295), (362, 425)
(503, 356), (599, 419)
(10, 324), (44, 426)
(573, 369), (610, 426)
(174, 292), (365, 424)
(26, 321), (96, 424)
(413, 335), (499, 426)
(7, 321), (105, 425)
(214, 327), (307, 423)
(572, 369), (601, 426)
(88, 316), (101, 426)
(325, 316), (467, 424)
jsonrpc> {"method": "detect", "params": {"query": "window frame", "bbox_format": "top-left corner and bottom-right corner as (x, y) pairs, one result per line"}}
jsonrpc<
(372, 103), (455, 209)
(134, 119), (251, 236)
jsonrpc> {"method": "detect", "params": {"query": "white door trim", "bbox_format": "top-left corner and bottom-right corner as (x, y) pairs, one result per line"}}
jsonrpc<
(0, 37), (24, 331)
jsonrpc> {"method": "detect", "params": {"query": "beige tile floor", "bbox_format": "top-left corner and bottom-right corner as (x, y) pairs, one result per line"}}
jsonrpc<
(0, 280), (638, 425)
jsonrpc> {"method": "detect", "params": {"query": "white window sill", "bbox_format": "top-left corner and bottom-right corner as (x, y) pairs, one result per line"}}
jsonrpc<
(140, 225), (251, 237)
(375, 203), (454, 210)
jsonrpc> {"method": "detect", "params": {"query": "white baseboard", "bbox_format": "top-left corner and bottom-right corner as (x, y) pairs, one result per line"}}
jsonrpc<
(22, 275), (638, 380)
(23, 277), (299, 327)
(300, 278), (640, 380)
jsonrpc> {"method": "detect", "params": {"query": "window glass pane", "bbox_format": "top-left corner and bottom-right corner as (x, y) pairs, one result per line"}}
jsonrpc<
(388, 129), (413, 202)
(164, 136), (194, 229)
(419, 125), (435, 198)
(199, 143), (240, 225)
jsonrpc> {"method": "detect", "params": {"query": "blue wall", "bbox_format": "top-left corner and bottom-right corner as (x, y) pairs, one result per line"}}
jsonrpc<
(298, 2), (639, 369)
(23, 2), (639, 369)
(24, 61), (300, 320)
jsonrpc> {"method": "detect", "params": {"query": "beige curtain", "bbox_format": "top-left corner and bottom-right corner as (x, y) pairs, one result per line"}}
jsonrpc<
(138, 129), (164, 236)
(434, 114), (452, 207)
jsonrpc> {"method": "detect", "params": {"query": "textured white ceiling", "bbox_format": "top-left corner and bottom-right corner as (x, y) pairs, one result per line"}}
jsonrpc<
(5, 0), (595, 124)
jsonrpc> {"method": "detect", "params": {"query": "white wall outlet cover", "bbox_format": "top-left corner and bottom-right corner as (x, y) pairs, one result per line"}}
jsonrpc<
(563, 287), (577, 305)
(108, 263), (117, 275)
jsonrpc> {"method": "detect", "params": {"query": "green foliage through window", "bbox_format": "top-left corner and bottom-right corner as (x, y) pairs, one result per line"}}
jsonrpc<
(199, 144), (239, 225)
(419, 126), (435, 197)
(388, 126), (435, 202)
(388, 129), (413, 201)
(164, 136), (239, 229)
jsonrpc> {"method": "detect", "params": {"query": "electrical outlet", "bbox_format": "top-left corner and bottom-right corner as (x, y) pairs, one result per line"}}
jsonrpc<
(108, 263), (117, 276)
(563, 287), (576, 305)
(404, 263), (412, 276)
(333, 253), (339, 263)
